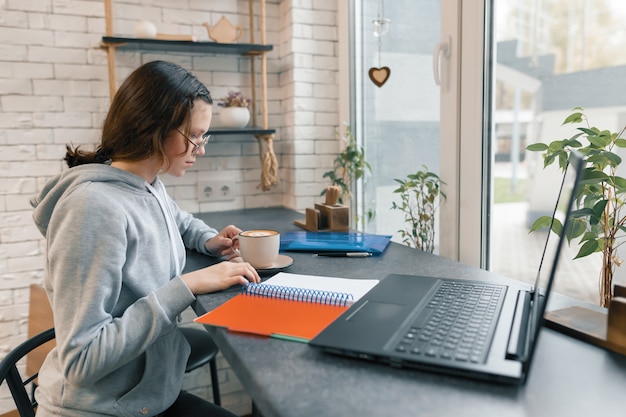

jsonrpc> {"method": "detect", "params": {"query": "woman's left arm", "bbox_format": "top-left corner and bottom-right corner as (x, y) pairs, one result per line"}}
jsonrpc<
(167, 193), (236, 257)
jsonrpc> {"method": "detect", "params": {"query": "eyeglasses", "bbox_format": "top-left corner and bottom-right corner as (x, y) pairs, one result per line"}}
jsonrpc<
(177, 129), (211, 155)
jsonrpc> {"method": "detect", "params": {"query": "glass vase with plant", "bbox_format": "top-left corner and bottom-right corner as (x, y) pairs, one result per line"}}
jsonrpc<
(527, 107), (626, 307)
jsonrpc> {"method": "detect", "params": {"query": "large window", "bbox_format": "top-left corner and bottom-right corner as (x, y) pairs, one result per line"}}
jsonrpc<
(350, 0), (626, 305)
(490, 0), (626, 304)
(353, 0), (443, 250)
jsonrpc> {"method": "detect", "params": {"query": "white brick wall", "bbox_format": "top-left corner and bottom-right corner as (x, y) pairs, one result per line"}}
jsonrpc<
(0, 0), (341, 414)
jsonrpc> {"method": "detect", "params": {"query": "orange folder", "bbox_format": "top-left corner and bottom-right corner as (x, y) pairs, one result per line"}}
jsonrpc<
(195, 293), (349, 342)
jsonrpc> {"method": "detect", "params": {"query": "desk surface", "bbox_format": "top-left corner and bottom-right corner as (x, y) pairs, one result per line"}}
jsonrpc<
(187, 207), (626, 417)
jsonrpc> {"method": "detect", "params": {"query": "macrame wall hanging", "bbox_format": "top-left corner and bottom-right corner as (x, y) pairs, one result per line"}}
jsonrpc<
(254, 92), (278, 191)
(368, 0), (391, 87)
(257, 132), (278, 191)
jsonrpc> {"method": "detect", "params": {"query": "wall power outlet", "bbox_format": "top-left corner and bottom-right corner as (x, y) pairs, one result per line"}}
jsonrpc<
(197, 180), (237, 202)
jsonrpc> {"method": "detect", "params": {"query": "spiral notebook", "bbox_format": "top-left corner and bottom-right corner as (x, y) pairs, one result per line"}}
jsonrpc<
(195, 272), (380, 342)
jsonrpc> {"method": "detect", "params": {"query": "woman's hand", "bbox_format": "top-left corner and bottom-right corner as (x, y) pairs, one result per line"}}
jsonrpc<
(205, 224), (241, 259)
(182, 260), (260, 295)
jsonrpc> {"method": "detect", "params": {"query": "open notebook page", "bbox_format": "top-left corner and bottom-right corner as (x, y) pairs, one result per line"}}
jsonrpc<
(259, 272), (379, 302)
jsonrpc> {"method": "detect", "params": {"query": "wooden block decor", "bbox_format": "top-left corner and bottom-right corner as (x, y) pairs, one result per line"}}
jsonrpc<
(324, 186), (340, 205)
(294, 186), (350, 231)
(305, 208), (320, 231)
(315, 203), (349, 232)
(294, 203), (349, 232)
(607, 284), (626, 348)
(614, 283), (626, 298)
(543, 283), (626, 356)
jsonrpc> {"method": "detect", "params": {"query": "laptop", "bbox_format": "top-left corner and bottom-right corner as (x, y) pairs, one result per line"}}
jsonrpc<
(310, 151), (584, 384)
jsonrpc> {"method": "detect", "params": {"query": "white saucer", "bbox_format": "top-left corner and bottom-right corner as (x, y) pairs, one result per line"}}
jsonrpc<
(256, 254), (294, 273)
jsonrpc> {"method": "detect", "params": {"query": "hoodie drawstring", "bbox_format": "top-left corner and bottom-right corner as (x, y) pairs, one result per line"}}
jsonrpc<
(146, 180), (186, 277)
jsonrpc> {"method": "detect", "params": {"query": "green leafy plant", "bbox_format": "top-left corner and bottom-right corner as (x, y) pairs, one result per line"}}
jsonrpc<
(527, 107), (626, 307)
(391, 166), (446, 253)
(321, 124), (373, 225)
(322, 124), (370, 203)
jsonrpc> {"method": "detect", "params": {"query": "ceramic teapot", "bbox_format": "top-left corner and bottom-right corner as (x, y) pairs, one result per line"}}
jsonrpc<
(203, 16), (243, 43)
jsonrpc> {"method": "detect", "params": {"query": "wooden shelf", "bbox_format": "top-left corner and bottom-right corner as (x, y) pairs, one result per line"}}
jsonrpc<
(209, 127), (275, 136)
(101, 36), (272, 56)
(102, 0), (279, 190)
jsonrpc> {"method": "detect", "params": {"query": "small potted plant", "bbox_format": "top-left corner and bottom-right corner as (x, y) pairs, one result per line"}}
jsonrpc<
(390, 166), (446, 253)
(527, 107), (626, 307)
(321, 124), (373, 227)
(218, 90), (252, 128)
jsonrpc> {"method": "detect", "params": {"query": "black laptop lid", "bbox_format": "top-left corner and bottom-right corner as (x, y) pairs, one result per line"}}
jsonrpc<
(524, 151), (584, 368)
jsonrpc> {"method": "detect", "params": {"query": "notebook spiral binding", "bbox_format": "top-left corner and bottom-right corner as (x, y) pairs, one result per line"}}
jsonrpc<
(242, 283), (354, 306)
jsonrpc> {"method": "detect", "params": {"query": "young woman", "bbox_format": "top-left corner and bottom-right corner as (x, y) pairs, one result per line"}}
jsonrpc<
(31, 60), (260, 416)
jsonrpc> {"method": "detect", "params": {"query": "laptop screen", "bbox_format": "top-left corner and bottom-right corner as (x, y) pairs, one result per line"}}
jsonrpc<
(526, 151), (584, 362)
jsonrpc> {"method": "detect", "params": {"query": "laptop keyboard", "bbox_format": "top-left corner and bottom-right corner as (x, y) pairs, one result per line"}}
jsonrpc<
(395, 281), (505, 364)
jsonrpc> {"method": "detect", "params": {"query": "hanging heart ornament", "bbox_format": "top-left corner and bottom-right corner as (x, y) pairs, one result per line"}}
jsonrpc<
(368, 66), (391, 87)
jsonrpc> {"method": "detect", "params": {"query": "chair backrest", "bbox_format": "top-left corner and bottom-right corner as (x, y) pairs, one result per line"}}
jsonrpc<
(0, 328), (55, 417)
(26, 285), (55, 377)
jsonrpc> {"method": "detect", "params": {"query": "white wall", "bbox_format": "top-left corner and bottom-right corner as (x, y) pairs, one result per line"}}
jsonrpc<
(0, 0), (342, 414)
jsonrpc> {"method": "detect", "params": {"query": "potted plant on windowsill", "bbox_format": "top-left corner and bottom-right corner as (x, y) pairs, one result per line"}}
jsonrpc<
(218, 90), (252, 128)
(527, 107), (626, 307)
(321, 124), (373, 228)
(390, 166), (446, 253)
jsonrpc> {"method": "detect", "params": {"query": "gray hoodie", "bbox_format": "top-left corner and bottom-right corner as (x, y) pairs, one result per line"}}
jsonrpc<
(31, 164), (219, 417)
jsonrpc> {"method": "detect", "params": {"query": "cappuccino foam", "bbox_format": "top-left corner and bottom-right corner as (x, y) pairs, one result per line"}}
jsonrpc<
(241, 230), (278, 237)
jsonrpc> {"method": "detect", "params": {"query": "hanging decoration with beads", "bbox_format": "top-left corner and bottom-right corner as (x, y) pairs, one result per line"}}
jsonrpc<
(368, 0), (391, 87)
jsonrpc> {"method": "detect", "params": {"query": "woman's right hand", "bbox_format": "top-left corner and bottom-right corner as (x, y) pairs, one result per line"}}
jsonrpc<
(182, 260), (260, 295)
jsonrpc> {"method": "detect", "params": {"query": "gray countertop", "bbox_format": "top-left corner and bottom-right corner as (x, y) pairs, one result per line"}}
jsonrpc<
(186, 207), (626, 417)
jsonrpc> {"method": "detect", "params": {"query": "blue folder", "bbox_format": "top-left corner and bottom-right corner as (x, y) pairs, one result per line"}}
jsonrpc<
(280, 231), (392, 255)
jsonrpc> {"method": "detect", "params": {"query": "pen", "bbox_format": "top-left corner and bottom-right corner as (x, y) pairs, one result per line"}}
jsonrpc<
(314, 252), (372, 257)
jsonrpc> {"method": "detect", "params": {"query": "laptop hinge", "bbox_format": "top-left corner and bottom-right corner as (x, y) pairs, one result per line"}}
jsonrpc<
(506, 291), (531, 360)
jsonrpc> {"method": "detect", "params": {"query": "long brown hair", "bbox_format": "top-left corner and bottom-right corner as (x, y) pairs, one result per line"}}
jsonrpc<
(65, 61), (212, 167)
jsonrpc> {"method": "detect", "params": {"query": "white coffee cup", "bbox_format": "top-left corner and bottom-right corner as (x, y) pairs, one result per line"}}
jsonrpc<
(232, 230), (280, 268)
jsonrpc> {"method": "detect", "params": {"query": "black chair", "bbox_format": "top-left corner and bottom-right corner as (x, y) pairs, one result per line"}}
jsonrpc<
(0, 328), (55, 417)
(179, 326), (221, 406)
(0, 327), (221, 416)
